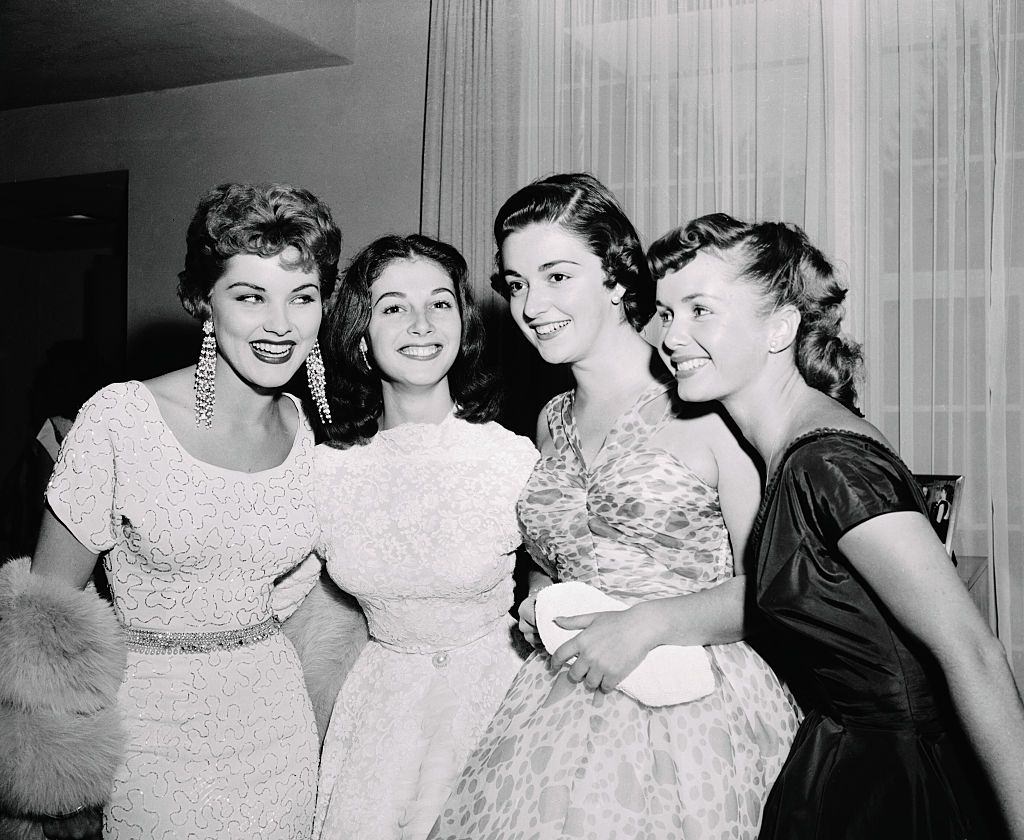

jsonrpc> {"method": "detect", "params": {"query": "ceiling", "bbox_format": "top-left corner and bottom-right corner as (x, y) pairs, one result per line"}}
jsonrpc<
(0, 0), (355, 111)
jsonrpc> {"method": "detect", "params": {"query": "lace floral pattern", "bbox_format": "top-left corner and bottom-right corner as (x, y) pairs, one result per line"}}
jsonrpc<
(46, 381), (319, 839)
(312, 415), (539, 840)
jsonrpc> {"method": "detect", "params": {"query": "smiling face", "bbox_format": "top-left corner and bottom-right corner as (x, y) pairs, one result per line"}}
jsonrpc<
(655, 250), (776, 404)
(365, 257), (462, 390)
(500, 222), (622, 365)
(208, 247), (322, 391)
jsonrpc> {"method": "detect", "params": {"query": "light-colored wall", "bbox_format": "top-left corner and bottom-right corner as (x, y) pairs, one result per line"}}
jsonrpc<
(0, 0), (428, 359)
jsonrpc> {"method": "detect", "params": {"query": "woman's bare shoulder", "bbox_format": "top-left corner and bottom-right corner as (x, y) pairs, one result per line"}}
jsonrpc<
(795, 395), (893, 450)
(650, 402), (733, 485)
(142, 367), (194, 411)
(661, 401), (743, 451)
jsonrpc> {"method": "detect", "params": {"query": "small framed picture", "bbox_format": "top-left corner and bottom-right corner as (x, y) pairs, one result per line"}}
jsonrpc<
(914, 474), (965, 556)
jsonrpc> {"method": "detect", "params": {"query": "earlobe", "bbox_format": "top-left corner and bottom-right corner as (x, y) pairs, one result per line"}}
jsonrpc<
(610, 283), (626, 305)
(768, 306), (800, 353)
(358, 336), (372, 371)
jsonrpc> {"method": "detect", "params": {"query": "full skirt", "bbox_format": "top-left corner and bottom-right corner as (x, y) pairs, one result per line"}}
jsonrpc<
(430, 641), (800, 840)
(314, 618), (526, 840)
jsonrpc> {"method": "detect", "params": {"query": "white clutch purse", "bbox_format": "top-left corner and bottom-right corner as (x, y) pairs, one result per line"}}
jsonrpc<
(534, 581), (716, 707)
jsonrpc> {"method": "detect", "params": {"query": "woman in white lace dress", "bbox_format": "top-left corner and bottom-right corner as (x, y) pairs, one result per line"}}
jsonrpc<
(0, 183), (340, 840)
(311, 234), (538, 840)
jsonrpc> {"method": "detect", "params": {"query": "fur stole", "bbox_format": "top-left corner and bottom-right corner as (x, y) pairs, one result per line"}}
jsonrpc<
(281, 569), (368, 745)
(0, 557), (126, 827)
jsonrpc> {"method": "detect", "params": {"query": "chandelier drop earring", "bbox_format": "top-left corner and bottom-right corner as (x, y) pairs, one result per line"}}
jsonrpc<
(359, 337), (371, 372)
(194, 318), (217, 428)
(306, 340), (331, 425)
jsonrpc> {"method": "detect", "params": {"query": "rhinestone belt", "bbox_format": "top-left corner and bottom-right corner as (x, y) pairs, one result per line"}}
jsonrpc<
(123, 617), (280, 655)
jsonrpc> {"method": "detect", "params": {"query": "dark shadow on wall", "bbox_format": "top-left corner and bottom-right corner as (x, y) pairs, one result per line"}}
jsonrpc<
(0, 170), (128, 481)
(128, 320), (201, 381)
(479, 296), (571, 442)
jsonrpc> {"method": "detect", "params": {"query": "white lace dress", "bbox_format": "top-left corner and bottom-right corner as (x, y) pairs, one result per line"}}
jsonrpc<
(46, 381), (320, 840)
(312, 415), (539, 840)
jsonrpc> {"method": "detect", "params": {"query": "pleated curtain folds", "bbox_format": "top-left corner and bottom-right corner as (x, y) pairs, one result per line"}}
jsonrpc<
(421, 0), (1024, 685)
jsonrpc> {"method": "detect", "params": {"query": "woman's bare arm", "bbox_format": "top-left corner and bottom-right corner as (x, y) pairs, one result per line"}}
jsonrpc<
(839, 512), (1024, 837)
(31, 507), (98, 588)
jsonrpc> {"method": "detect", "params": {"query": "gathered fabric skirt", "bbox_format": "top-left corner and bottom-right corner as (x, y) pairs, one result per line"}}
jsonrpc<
(104, 632), (318, 840)
(758, 708), (999, 840)
(314, 617), (527, 840)
(430, 640), (800, 840)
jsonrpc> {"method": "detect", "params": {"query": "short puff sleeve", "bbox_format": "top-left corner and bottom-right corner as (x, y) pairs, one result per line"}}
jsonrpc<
(45, 385), (122, 554)
(272, 552), (323, 622)
(508, 433), (542, 501)
(784, 436), (923, 547)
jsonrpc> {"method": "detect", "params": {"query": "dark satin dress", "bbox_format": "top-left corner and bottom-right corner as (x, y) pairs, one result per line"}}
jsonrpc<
(754, 430), (998, 840)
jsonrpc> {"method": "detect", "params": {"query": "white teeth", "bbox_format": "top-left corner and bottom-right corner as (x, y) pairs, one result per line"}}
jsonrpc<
(252, 342), (291, 355)
(676, 358), (709, 371)
(535, 320), (570, 335)
(400, 345), (441, 357)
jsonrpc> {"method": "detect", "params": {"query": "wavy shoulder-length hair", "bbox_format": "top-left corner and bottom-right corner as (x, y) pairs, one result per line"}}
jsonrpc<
(321, 234), (501, 447)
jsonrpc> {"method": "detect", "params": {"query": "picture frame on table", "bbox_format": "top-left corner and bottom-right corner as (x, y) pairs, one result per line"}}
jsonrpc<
(914, 474), (965, 557)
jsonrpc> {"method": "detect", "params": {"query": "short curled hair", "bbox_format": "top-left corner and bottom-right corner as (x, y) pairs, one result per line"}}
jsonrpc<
(492, 173), (653, 331)
(321, 234), (501, 447)
(648, 213), (863, 411)
(177, 183), (341, 319)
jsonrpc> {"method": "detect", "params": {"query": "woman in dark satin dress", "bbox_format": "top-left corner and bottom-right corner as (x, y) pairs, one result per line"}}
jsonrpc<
(647, 214), (1024, 839)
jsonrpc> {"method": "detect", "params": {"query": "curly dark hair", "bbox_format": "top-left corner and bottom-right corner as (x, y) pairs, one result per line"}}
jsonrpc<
(177, 182), (341, 319)
(648, 213), (863, 411)
(321, 234), (501, 447)
(491, 173), (653, 331)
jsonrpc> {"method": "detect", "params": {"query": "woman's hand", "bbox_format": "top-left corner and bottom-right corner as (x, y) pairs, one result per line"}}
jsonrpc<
(517, 593), (543, 648)
(548, 603), (663, 692)
(517, 563), (554, 649)
(40, 805), (103, 840)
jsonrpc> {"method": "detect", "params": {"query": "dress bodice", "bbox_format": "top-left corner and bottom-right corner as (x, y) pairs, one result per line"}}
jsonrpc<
(46, 381), (320, 633)
(517, 382), (734, 604)
(754, 429), (949, 727)
(314, 415), (538, 653)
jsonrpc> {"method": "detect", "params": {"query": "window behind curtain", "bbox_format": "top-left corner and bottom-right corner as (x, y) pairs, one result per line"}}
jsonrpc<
(422, 0), (1024, 681)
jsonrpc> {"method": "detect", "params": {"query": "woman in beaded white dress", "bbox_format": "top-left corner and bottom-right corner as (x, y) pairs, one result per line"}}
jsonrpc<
(311, 235), (539, 840)
(0, 183), (340, 840)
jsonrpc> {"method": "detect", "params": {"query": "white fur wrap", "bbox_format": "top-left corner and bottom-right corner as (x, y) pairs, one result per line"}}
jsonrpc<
(0, 556), (126, 821)
(281, 569), (368, 746)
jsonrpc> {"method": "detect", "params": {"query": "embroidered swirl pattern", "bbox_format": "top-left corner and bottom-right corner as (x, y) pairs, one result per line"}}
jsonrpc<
(46, 381), (319, 840)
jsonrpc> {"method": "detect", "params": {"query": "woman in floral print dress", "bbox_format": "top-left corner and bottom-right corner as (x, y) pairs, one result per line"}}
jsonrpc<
(430, 174), (799, 840)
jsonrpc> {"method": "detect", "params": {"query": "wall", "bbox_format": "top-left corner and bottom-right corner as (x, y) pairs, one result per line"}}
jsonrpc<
(0, 0), (429, 371)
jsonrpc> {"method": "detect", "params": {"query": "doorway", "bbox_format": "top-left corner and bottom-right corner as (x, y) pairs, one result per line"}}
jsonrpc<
(0, 171), (128, 480)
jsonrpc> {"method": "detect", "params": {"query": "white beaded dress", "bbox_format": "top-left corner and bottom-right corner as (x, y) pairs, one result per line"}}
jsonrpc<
(311, 414), (539, 840)
(46, 381), (320, 840)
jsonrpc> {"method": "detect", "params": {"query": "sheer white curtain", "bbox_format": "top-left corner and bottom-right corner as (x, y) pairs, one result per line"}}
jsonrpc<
(848, 0), (1023, 677)
(421, 0), (1024, 680)
(422, 0), (831, 302)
